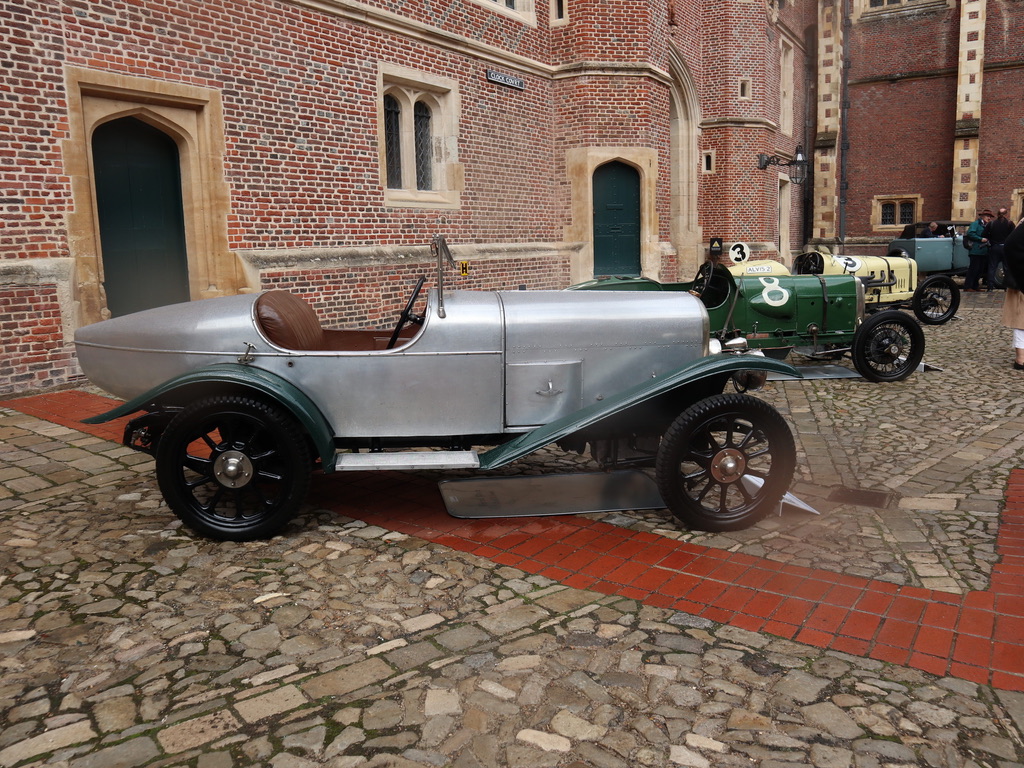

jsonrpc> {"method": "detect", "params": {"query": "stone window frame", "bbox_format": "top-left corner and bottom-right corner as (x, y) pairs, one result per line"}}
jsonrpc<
(550, 0), (568, 26)
(378, 64), (463, 209)
(63, 66), (244, 326)
(871, 194), (923, 231)
(779, 37), (794, 136)
(466, 0), (537, 27)
(854, 0), (954, 23)
(1011, 189), (1024, 223)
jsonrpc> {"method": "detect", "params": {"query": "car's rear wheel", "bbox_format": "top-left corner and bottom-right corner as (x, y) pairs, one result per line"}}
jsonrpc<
(994, 259), (1007, 289)
(912, 274), (959, 325)
(655, 394), (795, 532)
(851, 310), (925, 382)
(156, 395), (311, 541)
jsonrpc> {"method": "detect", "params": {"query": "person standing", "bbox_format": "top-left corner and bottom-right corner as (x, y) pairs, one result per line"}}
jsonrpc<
(1001, 216), (1024, 369)
(985, 207), (1015, 291)
(964, 209), (993, 291)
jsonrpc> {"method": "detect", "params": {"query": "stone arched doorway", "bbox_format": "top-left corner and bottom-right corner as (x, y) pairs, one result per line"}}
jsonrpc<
(92, 117), (191, 316)
(64, 67), (243, 327)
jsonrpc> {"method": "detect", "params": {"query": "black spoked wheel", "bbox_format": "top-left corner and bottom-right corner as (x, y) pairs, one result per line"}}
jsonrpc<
(851, 310), (925, 382)
(156, 396), (311, 541)
(994, 260), (1006, 290)
(912, 275), (959, 325)
(655, 394), (796, 532)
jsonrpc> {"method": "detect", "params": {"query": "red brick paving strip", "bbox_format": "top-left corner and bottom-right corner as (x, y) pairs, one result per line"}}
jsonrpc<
(0, 390), (128, 444)
(5, 390), (1023, 691)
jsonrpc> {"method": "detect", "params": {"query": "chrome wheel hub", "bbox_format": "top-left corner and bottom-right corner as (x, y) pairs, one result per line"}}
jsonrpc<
(214, 450), (254, 489)
(710, 448), (746, 484)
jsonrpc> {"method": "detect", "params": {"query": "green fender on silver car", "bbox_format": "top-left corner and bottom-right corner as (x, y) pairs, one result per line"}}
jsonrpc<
(86, 354), (800, 474)
(83, 363), (338, 471)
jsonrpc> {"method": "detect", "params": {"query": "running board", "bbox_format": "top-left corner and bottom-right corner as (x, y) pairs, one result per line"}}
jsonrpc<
(439, 471), (663, 518)
(438, 471), (820, 520)
(335, 451), (479, 470)
(767, 361), (942, 380)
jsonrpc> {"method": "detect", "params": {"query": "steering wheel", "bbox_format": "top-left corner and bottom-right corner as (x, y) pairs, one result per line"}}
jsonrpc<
(691, 261), (714, 297)
(795, 251), (824, 275)
(386, 276), (427, 349)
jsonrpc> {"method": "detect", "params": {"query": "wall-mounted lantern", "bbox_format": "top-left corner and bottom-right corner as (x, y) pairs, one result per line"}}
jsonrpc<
(756, 145), (808, 185)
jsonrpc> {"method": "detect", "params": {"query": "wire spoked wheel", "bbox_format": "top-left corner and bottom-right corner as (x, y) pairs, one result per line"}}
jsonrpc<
(155, 396), (311, 541)
(655, 393), (795, 532)
(851, 310), (925, 382)
(912, 275), (959, 325)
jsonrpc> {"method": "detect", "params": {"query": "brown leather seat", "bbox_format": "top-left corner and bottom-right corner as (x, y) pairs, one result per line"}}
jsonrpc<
(255, 290), (326, 350)
(255, 290), (415, 352)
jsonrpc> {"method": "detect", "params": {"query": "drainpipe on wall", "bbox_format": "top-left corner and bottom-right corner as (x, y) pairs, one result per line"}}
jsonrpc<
(837, 0), (851, 253)
(801, 25), (817, 248)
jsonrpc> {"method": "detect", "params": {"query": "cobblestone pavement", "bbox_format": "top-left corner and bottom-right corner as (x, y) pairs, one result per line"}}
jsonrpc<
(592, 290), (1024, 595)
(2, 290), (1024, 767)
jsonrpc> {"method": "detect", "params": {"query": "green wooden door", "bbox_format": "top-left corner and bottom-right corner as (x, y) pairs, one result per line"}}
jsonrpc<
(593, 161), (641, 276)
(92, 117), (190, 317)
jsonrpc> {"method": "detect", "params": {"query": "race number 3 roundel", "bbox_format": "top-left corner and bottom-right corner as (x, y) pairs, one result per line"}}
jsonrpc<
(730, 242), (751, 263)
(832, 255), (864, 273)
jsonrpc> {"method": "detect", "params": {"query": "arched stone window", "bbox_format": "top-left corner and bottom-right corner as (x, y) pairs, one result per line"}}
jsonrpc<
(378, 65), (461, 209)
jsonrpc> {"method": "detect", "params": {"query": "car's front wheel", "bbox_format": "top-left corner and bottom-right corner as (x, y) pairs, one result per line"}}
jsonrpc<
(912, 274), (960, 325)
(156, 395), (311, 541)
(655, 394), (796, 532)
(851, 310), (925, 382)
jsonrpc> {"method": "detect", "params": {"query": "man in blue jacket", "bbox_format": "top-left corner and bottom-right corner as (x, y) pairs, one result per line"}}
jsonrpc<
(964, 209), (993, 291)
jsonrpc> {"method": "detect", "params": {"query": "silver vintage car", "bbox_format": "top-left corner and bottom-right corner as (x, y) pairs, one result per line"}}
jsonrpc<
(75, 237), (802, 541)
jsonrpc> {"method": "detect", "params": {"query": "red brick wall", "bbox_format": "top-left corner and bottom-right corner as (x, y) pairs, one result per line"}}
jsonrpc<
(1, 0), (72, 261)
(978, 0), (1024, 216)
(0, 286), (77, 393)
(845, 77), (957, 234)
(843, 5), (961, 238)
(261, 256), (571, 328)
(1, 1), (75, 393)
(818, 2), (1024, 246)
(849, 6), (961, 79)
(978, 67), (1024, 215)
(690, 1), (815, 257)
(41, 0), (564, 249)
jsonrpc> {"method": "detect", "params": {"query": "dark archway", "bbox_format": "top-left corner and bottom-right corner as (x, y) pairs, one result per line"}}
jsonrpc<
(593, 161), (641, 276)
(92, 117), (190, 317)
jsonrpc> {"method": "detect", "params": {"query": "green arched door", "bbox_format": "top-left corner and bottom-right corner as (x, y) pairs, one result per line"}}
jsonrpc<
(92, 117), (190, 317)
(593, 161), (641, 276)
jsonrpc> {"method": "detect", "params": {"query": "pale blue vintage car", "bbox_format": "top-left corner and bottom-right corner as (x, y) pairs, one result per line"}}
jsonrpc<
(886, 220), (1004, 287)
(74, 237), (802, 542)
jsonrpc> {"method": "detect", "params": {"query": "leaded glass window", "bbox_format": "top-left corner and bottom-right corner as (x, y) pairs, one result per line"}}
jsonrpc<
(384, 95), (402, 189)
(414, 101), (432, 191)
